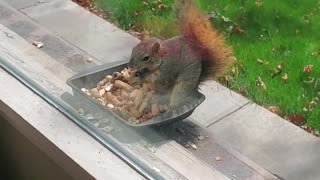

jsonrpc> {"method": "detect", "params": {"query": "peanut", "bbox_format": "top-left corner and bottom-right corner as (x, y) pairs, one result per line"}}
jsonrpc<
(142, 113), (153, 121)
(138, 92), (153, 113)
(106, 92), (122, 107)
(120, 90), (129, 100)
(97, 79), (108, 87)
(129, 89), (140, 100)
(104, 83), (113, 92)
(130, 107), (143, 119)
(151, 104), (160, 116)
(91, 88), (99, 98)
(83, 68), (165, 123)
(134, 90), (144, 108)
(142, 83), (150, 93)
(106, 75), (113, 81)
(114, 80), (133, 92)
(112, 72), (122, 80)
(121, 69), (131, 82)
(99, 88), (106, 97)
(115, 107), (131, 120)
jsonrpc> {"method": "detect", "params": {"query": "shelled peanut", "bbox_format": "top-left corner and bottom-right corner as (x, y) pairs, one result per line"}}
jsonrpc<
(81, 68), (167, 123)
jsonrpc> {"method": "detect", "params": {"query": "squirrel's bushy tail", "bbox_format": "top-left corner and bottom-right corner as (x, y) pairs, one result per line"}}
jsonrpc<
(174, 0), (235, 81)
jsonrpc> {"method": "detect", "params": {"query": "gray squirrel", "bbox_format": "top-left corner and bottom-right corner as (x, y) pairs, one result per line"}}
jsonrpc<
(128, 0), (234, 107)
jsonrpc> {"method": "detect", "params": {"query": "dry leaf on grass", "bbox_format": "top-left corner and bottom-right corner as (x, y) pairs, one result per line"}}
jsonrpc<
(303, 65), (313, 73)
(284, 114), (305, 126)
(256, 77), (266, 89)
(257, 59), (264, 64)
(255, 0), (263, 7)
(267, 106), (281, 115)
(311, 51), (319, 57)
(282, 73), (288, 82)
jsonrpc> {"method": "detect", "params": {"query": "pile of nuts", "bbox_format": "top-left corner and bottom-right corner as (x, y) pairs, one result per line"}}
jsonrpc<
(81, 68), (168, 123)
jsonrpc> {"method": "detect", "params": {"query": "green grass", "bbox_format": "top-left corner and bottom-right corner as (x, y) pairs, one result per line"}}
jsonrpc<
(94, 0), (320, 130)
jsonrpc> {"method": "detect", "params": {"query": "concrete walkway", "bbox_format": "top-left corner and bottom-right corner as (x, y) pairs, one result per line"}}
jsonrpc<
(2, 0), (320, 179)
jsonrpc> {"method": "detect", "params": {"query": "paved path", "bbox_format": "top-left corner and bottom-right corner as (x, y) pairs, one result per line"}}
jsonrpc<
(2, 0), (320, 179)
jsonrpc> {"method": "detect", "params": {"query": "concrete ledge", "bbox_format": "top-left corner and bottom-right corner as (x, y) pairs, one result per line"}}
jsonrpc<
(208, 103), (320, 180)
(2, 0), (319, 179)
(191, 81), (249, 127)
(0, 69), (144, 180)
(2, 0), (45, 9)
(21, 0), (139, 62)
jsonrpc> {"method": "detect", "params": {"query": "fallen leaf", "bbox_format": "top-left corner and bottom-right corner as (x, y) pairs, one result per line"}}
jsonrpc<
(220, 75), (235, 86)
(191, 144), (197, 150)
(142, 1), (148, 6)
(32, 41), (44, 48)
(237, 86), (248, 95)
(304, 12), (314, 18)
(271, 68), (282, 77)
(239, 61), (246, 72)
(255, 0), (263, 7)
(234, 26), (245, 34)
(134, 10), (140, 16)
(158, 4), (167, 9)
(221, 16), (231, 22)
(4, 32), (13, 38)
(257, 59), (264, 64)
(215, 156), (222, 161)
(311, 51), (319, 57)
(305, 101), (312, 109)
(303, 76), (315, 84)
(72, 0), (109, 19)
(303, 65), (313, 73)
(284, 114), (305, 126)
(282, 73), (288, 82)
(301, 125), (313, 133)
(267, 106), (280, 115)
(277, 63), (285, 70)
(312, 130), (320, 137)
(271, 63), (284, 77)
(87, 57), (93, 63)
(231, 67), (238, 76)
(256, 76), (266, 89)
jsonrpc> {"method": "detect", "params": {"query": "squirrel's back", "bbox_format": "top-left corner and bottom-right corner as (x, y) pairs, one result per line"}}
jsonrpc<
(174, 0), (235, 81)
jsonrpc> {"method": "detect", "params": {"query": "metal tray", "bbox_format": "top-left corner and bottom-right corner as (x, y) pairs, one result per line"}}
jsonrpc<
(66, 60), (205, 127)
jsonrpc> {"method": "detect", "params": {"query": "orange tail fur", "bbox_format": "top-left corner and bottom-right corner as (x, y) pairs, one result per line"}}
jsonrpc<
(174, 0), (235, 81)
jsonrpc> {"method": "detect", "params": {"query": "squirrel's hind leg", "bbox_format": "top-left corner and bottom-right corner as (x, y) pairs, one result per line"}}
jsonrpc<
(169, 64), (201, 107)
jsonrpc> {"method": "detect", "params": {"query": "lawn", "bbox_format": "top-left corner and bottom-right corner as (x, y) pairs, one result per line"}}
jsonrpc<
(93, 0), (320, 131)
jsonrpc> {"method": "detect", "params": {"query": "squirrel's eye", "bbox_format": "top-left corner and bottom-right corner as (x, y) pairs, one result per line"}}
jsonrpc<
(142, 56), (150, 62)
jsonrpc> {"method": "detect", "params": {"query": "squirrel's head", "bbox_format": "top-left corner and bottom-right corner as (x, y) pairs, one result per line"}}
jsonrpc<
(128, 37), (163, 73)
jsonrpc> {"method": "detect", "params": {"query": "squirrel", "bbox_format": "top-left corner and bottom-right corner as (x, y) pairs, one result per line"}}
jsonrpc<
(128, 0), (235, 107)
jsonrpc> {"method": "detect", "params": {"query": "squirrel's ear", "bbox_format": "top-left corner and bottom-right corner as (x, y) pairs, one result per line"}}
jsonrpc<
(152, 42), (160, 54)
